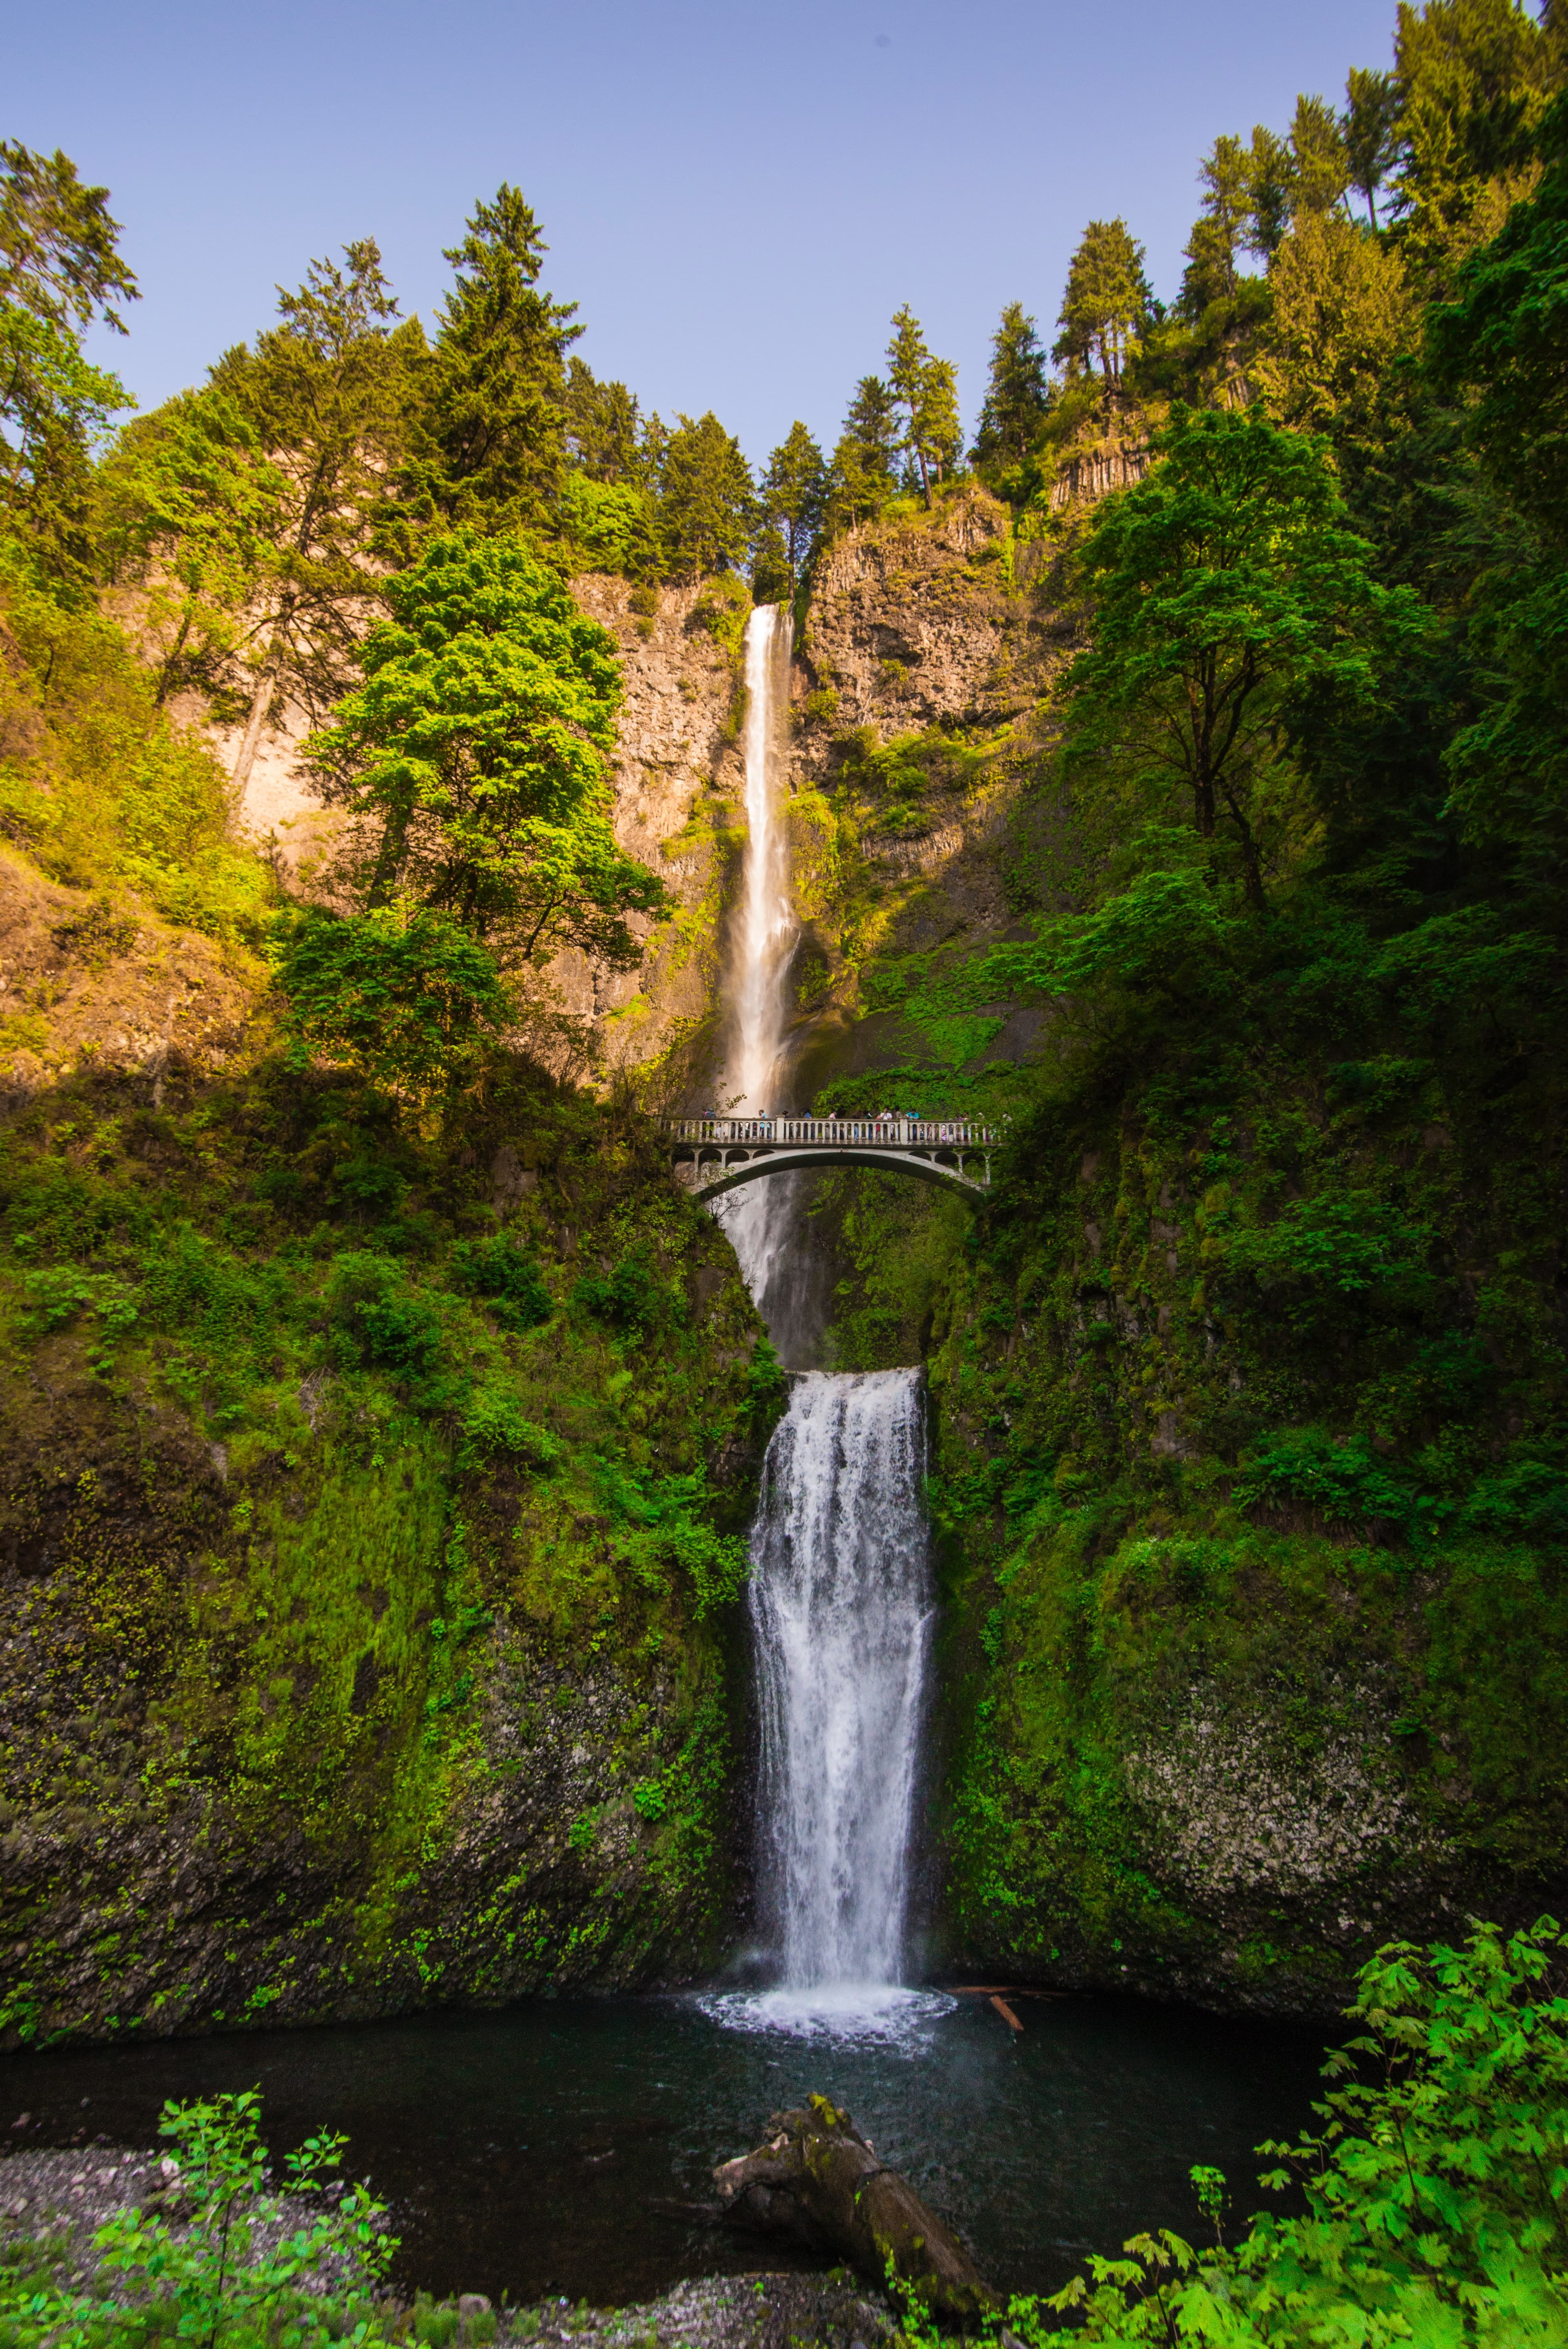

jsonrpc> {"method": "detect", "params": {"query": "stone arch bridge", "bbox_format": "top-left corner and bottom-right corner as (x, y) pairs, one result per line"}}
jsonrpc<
(661, 1116), (1000, 1201)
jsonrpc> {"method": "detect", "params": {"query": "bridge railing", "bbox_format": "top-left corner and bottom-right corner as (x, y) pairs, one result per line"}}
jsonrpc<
(659, 1116), (1001, 1148)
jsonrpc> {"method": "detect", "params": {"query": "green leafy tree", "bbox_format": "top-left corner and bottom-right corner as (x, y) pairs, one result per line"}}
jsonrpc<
(273, 903), (516, 1108)
(399, 184), (578, 546)
(0, 141), (137, 594)
(1427, 86), (1568, 849)
(1344, 64), (1403, 226)
(1254, 213), (1416, 432)
(886, 306), (960, 504)
(656, 410), (754, 582)
(1054, 220), (1154, 383)
(972, 302), (1052, 474)
(756, 419), (826, 591)
(1394, 0), (1565, 269)
(97, 387), (286, 706)
(214, 239), (419, 787)
(306, 528), (665, 965)
(1056, 403), (1418, 908)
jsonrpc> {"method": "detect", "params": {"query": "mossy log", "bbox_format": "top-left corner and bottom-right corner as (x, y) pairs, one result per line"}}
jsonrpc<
(713, 2094), (994, 2322)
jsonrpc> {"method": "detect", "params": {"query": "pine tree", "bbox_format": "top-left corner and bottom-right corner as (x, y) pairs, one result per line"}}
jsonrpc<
(1054, 221), (1154, 383)
(757, 421), (826, 592)
(1343, 67), (1402, 228)
(973, 303), (1052, 474)
(657, 412), (754, 582)
(563, 357), (645, 486)
(1291, 93), (1352, 214)
(215, 239), (418, 785)
(886, 307), (960, 504)
(824, 375), (901, 534)
(399, 185), (578, 547)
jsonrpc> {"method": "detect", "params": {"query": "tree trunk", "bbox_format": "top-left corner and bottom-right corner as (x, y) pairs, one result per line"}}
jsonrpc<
(231, 633), (280, 793)
(713, 2096), (994, 2323)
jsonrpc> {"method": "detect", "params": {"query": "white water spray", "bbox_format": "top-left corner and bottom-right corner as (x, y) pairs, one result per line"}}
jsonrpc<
(750, 1369), (934, 1989)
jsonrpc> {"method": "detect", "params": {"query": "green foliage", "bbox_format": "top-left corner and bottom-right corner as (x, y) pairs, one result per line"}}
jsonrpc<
(270, 905), (515, 1108)
(0, 553), (274, 945)
(937, 1918), (1568, 2345)
(398, 184), (578, 548)
(0, 2091), (395, 2349)
(657, 412), (755, 583)
(756, 422), (826, 593)
(885, 307), (961, 503)
(1054, 218), (1154, 382)
(1057, 403), (1422, 907)
(214, 239), (416, 753)
(0, 140), (136, 595)
(572, 1247), (684, 1338)
(303, 528), (666, 965)
(973, 302), (1053, 477)
(446, 1235), (552, 1330)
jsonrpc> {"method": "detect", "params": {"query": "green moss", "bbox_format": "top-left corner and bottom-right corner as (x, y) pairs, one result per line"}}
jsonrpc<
(0, 1054), (782, 2045)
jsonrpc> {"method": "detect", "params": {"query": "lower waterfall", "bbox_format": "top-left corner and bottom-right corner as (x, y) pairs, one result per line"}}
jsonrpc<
(749, 1368), (934, 1990)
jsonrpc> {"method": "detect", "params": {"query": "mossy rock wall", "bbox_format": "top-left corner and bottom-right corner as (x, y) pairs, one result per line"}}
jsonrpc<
(0, 1059), (781, 2049)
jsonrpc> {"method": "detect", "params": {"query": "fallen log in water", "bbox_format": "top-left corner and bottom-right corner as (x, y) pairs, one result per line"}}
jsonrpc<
(713, 2094), (995, 2323)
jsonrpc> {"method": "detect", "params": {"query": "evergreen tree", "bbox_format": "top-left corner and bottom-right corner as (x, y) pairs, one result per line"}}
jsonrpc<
(756, 421), (826, 592)
(972, 302), (1051, 474)
(0, 141), (137, 595)
(399, 185), (578, 547)
(886, 306), (960, 504)
(1054, 220), (1153, 383)
(306, 528), (666, 965)
(1291, 92), (1352, 213)
(1394, 0), (1566, 269)
(657, 412), (754, 582)
(1344, 65), (1403, 227)
(563, 358), (644, 485)
(823, 375), (901, 534)
(215, 239), (419, 785)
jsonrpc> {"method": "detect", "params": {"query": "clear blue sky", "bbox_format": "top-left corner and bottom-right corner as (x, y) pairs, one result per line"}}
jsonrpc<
(10, 0), (1403, 468)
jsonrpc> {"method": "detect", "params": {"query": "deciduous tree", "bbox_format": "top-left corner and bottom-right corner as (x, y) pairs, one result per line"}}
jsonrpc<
(0, 141), (137, 594)
(305, 527), (666, 967)
(1057, 403), (1419, 909)
(215, 240), (419, 786)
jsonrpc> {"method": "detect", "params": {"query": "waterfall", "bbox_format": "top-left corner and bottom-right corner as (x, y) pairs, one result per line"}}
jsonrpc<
(715, 606), (817, 1359)
(750, 1369), (934, 1990)
(706, 607), (937, 2032)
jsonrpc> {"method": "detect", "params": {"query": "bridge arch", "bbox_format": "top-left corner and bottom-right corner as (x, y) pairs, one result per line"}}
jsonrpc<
(675, 1146), (989, 1201)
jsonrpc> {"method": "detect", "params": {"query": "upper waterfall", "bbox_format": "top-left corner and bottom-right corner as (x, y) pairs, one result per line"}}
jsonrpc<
(715, 604), (818, 1359)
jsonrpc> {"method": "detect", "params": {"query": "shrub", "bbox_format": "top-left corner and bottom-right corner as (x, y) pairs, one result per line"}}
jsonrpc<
(447, 1235), (552, 1331)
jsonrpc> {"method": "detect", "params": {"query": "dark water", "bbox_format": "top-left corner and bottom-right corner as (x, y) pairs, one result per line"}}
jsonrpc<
(0, 1989), (1325, 2308)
